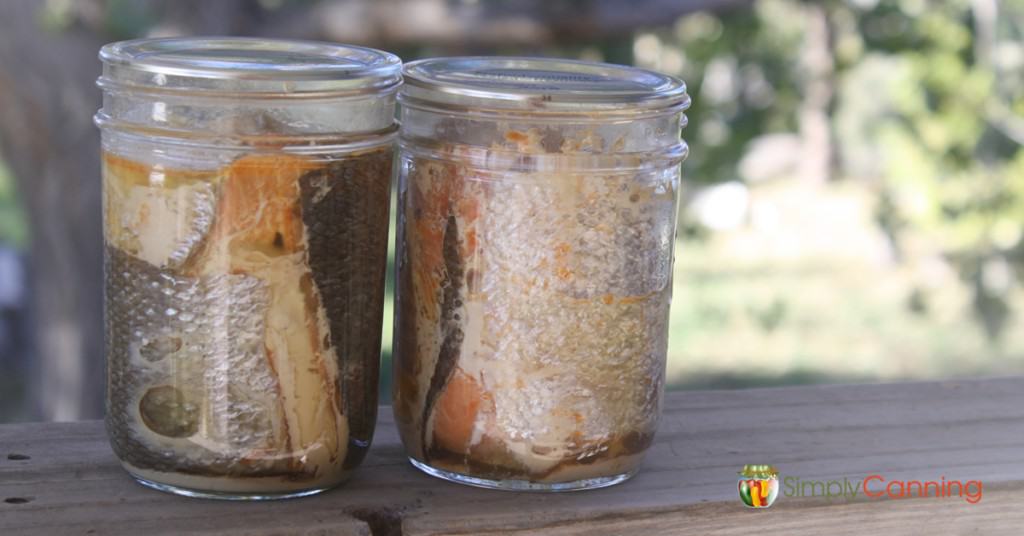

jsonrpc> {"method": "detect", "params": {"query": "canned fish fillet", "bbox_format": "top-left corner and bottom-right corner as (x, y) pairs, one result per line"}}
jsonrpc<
(392, 57), (690, 491)
(96, 37), (399, 499)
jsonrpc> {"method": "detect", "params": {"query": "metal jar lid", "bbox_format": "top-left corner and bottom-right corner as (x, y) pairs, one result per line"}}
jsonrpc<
(400, 57), (689, 116)
(98, 37), (402, 98)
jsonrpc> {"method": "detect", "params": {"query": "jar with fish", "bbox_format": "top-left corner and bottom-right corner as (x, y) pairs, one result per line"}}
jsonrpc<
(392, 57), (690, 490)
(95, 37), (399, 499)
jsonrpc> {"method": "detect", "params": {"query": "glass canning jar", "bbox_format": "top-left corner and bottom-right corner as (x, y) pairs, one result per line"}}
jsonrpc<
(95, 37), (400, 499)
(392, 57), (690, 491)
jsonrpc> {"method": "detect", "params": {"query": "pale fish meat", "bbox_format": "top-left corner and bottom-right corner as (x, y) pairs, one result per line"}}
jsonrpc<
(189, 154), (348, 476)
(102, 154), (217, 270)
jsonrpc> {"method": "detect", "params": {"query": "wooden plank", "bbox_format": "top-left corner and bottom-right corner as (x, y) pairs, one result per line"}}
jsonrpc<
(426, 485), (1020, 536)
(1, 378), (1022, 535)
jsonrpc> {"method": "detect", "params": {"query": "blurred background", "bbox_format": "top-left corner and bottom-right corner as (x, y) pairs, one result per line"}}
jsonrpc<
(0, 0), (1022, 422)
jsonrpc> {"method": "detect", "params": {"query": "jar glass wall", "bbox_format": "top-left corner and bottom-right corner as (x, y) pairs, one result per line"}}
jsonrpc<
(96, 38), (399, 499)
(392, 58), (690, 491)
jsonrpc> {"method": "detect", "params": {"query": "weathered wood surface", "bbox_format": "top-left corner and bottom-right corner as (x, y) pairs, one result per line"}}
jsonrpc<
(2, 378), (1022, 535)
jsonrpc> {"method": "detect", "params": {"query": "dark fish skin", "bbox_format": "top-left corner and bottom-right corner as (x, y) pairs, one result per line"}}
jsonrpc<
(421, 214), (465, 462)
(298, 147), (393, 470)
(104, 246), (299, 478)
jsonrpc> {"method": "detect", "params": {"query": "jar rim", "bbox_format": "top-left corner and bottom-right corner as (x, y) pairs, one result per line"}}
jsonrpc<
(401, 56), (688, 114)
(99, 37), (402, 97)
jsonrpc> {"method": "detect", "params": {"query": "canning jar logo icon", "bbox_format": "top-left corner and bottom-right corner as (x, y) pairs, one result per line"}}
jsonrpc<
(739, 465), (779, 508)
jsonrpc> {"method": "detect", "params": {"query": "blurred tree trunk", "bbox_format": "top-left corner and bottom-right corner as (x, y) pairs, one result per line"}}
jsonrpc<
(0, 1), (107, 421)
(797, 3), (833, 184)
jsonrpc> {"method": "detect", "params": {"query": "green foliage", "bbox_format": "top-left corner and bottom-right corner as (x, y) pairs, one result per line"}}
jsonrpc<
(0, 160), (26, 249)
(847, 1), (1024, 340)
(102, 0), (160, 40)
(660, 0), (1024, 342)
(661, 3), (805, 184)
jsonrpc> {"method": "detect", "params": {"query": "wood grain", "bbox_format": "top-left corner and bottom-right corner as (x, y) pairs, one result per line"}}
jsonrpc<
(2, 378), (1022, 535)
